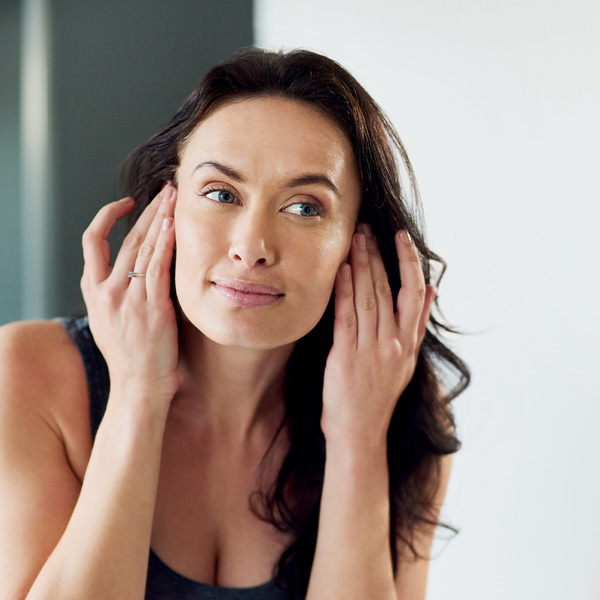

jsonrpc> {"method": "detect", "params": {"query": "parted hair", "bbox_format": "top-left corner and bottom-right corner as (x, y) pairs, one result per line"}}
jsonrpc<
(120, 47), (470, 599)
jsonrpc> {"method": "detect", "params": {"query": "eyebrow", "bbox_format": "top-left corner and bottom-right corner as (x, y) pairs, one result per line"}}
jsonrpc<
(193, 161), (340, 197)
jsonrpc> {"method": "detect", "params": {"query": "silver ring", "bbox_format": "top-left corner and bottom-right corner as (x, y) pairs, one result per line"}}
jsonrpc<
(128, 272), (146, 278)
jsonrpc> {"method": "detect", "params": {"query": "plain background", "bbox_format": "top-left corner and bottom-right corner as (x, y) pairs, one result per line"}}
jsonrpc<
(255, 1), (600, 598)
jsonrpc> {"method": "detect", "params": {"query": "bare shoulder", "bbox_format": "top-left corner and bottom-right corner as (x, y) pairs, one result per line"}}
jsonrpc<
(0, 318), (81, 375)
(0, 319), (92, 478)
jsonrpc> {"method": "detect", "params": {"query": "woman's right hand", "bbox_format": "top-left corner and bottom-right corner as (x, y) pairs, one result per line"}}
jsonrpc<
(80, 184), (179, 405)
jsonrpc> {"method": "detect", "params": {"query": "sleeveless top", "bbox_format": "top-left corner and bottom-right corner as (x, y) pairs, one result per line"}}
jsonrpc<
(57, 316), (291, 600)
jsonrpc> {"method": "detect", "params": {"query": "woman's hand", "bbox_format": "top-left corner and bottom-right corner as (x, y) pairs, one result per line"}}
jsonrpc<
(321, 223), (436, 448)
(80, 185), (179, 405)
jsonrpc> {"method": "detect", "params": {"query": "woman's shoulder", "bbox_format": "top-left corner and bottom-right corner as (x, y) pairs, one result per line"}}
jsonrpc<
(0, 318), (93, 477)
(0, 318), (86, 390)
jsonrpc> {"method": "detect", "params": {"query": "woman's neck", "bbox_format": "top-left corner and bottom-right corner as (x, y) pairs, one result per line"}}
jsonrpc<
(171, 318), (295, 446)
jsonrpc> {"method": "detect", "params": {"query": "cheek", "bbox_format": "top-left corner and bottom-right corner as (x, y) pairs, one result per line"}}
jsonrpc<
(173, 225), (212, 290)
(321, 225), (355, 271)
(304, 230), (354, 298)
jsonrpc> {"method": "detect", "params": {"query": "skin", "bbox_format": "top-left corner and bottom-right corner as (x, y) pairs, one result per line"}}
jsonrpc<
(0, 96), (449, 600)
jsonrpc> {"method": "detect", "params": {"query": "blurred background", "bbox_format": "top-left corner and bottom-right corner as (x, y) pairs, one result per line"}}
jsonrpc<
(1, 0), (599, 598)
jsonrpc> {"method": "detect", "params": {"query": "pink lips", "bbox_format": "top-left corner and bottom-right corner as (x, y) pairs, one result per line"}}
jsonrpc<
(212, 279), (284, 307)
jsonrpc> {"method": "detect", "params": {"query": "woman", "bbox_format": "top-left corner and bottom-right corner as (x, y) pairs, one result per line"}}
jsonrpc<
(0, 48), (469, 600)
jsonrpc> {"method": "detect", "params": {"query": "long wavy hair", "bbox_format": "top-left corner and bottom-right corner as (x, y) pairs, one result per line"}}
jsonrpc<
(120, 47), (470, 598)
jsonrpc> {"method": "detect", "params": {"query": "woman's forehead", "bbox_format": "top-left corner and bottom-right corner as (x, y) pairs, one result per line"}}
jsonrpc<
(179, 97), (358, 181)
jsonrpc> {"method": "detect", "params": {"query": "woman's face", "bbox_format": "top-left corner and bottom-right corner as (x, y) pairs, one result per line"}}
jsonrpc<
(174, 96), (361, 349)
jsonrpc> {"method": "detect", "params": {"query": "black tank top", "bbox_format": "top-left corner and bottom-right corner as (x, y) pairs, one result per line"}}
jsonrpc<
(57, 316), (290, 600)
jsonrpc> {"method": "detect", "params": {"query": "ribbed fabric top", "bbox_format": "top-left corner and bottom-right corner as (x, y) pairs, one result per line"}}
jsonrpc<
(56, 316), (289, 600)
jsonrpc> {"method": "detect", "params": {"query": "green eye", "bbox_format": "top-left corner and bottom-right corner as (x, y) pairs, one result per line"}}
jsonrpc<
(287, 203), (319, 217)
(206, 189), (236, 204)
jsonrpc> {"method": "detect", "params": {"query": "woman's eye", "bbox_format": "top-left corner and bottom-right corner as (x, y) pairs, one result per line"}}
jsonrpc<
(205, 189), (236, 204)
(286, 202), (320, 217)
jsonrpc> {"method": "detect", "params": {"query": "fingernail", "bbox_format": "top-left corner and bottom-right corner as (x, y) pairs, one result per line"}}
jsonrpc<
(163, 186), (174, 201)
(358, 223), (373, 238)
(340, 263), (351, 280)
(120, 196), (134, 204)
(399, 230), (412, 244)
(162, 217), (173, 232)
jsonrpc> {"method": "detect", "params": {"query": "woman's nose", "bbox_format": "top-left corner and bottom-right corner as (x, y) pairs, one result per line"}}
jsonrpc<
(228, 211), (276, 268)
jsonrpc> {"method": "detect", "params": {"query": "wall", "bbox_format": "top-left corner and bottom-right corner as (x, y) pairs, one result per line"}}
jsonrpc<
(255, 1), (600, 599)
(0, 0), (22, 324)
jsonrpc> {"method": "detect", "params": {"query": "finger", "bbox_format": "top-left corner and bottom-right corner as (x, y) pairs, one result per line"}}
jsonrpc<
(81, 197), (135, 285)
(146, 216), (176, 307)
(333, 262), (357, 348)
(111, 186), (170, 283)
(359, 224), (396, 341)
(351, 230), (378, 345)
(395, 230), (427, 347)
(128, 186), (176, 299)
(417, 285), (436, 346)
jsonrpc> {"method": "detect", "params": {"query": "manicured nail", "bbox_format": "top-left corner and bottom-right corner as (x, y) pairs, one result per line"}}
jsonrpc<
(340, 263), (351, 280)
(162, 217), (173, 232)
(399, 230), (412, 244)
(163, 185), (174, 201)
(120, 196), (134, 204)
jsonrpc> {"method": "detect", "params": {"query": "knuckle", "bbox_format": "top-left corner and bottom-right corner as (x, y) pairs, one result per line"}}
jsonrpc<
(386, 339), (403, 360)
(357, 253), (370, 267)
(98, 286), (119, 309)
(138, 241), (155, 258)
(339, 286), (354, 299)
(148, 261), (163, 278)
(156, 233), (172, 251)
(358, 293), (377, 312)
(407, 249), (421, 265)
(81, 228), (96, 247)
(341, 310), (357, 330)
(122, 231), (143, 249)
(374, 277), (392, 299)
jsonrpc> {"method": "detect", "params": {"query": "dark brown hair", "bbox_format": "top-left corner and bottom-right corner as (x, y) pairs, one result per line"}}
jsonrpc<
(121, 47), (469, 599)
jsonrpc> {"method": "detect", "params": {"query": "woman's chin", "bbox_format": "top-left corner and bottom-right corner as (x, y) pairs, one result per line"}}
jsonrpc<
(181, 314), (300, 351)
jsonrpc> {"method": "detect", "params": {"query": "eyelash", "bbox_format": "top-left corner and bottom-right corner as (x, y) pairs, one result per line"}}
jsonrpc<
(200, 186), (324, 218)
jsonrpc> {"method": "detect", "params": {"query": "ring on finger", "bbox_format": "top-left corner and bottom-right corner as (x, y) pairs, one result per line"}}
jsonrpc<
(128, 271), (146, 278)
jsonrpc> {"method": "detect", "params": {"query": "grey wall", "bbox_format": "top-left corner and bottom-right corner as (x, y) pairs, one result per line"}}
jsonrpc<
(0, 0), (22, 325)
(0, 0), (253, 324)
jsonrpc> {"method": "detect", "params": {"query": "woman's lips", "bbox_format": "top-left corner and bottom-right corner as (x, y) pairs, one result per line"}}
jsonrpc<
(211, 279), (284, 307)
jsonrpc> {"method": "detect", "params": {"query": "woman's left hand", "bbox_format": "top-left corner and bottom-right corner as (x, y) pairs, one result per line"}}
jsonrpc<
(321, 223), (436, 448)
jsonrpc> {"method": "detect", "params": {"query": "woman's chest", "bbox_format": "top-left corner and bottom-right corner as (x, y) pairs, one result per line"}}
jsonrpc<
(151, 426), (291, 588)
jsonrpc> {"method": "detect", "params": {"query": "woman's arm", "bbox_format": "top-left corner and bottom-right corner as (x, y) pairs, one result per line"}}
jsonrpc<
(0, 187), (178, 600)
(26, 392), (170, 600)
(307, 225), (443, 600)
(307, 445), (451, 600)
(305, 437), (395, 600)
(393, 454), (453, 600)
(0, 322), (169, 600)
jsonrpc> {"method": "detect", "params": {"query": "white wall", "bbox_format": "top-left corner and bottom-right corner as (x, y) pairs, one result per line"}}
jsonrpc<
(255, 2), (600, 599)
